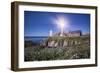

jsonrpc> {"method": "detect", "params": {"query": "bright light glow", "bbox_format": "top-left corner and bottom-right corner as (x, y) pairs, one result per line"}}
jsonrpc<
(58, 17), (65, 29)
(54, 16), (69, 36)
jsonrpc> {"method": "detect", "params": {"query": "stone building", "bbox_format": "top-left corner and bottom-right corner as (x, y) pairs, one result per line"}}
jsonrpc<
(53, 30), (82, 37)
(45, 30), (87, 48)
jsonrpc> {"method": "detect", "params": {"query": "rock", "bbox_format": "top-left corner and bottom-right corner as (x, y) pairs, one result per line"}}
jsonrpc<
(63, 40), (68, 47)
(75, 40), (78, 45)
(48, 41), (55, 47)
(70, 40), (74, 45)
(54, 42), (58, 47)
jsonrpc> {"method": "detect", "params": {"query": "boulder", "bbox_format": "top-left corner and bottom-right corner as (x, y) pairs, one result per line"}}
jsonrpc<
(63, 40), (68, 47)
(48, 41), (55, 47)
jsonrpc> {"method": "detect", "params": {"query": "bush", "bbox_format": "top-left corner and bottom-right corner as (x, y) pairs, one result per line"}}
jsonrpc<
(24, 45), (90, 61)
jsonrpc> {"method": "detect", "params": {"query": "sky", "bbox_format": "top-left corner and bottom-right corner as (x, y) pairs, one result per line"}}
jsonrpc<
(24, 11), (90, 36)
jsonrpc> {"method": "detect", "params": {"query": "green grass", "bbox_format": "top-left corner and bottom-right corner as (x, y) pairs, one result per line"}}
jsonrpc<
(24, 35), (90, 61)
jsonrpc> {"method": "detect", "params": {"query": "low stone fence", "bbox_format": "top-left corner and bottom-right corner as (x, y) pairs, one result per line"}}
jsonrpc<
(43, 36), (90, 48)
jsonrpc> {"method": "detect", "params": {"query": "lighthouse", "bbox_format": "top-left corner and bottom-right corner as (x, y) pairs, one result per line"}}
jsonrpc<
(54, 16), (69, 37)
(49, 30), (53, 37)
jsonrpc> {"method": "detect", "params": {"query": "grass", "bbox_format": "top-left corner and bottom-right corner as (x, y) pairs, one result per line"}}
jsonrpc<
(24, 35), (90, 61)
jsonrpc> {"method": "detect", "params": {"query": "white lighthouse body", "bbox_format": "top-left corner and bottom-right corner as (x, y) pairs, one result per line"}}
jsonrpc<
(49, 30), (53, 37)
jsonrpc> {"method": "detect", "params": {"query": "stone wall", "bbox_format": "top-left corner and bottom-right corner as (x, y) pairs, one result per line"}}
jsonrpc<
(43, 36), (89, 48)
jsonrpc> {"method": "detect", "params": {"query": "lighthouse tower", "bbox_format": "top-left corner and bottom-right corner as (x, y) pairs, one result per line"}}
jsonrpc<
(49, 30), (53, 37)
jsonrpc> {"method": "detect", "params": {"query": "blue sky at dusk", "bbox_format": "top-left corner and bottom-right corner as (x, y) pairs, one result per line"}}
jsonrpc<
(24, 11), (90, 36)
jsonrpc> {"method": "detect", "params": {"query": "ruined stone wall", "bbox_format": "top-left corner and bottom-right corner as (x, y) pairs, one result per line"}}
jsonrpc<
(43, 36), (90, 48)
